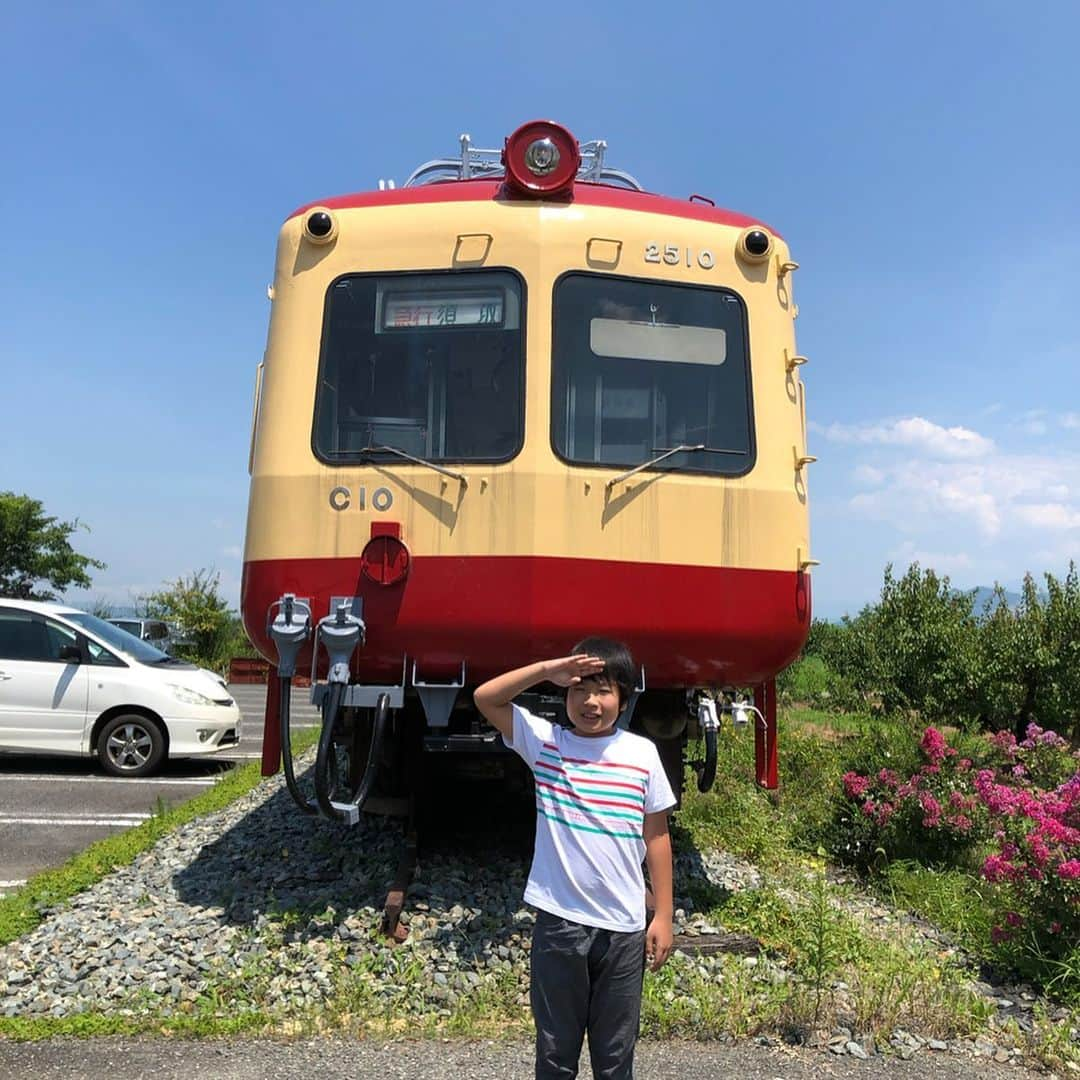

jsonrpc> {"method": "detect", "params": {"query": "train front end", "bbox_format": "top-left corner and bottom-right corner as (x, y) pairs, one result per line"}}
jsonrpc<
(242, 121), (815, 821)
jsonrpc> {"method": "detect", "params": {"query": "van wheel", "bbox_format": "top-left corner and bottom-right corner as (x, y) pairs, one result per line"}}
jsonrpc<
(98, 714), (166, 777)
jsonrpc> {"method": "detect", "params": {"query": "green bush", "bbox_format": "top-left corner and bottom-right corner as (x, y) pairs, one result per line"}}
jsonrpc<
(778, 655), (861, 712)
(142, 568), (257, 675)
(799, 562), (1080, 739)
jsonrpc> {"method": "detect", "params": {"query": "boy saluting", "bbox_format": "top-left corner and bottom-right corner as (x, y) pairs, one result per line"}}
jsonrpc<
(474, 638), (676, 1080)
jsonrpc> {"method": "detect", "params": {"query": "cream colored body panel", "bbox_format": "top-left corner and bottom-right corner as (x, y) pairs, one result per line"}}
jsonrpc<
(245, 196), (811, 572)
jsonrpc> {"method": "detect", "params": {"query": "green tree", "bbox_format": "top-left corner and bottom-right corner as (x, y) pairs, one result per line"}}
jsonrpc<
(973, 566), (1080, 739)
(0, 492), (106, 600)
(1040, 563), (1080, 740)
(142, 568), (254, 674)
(972, 585), (1027, 731)
(858, 563), (979, 721)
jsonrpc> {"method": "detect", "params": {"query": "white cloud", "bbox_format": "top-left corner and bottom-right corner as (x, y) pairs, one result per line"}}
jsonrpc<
(888, 541), (974, 577)
(852, 464), (884, 486)
(222, 545), (242, 559)
(848, 459), (1003, 536)
(1012, 503), (1080, 531)
(827, 413), (1080, 558)
(1062, 413), (1080, 430)
(822, 416), (994, 460)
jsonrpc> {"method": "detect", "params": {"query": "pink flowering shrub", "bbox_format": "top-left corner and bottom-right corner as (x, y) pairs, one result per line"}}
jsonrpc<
(835, 721), (1080, 990)
(973, 727), (1080, 965)
(986, 723), (1080, 790)
(835, 726), (986, 868)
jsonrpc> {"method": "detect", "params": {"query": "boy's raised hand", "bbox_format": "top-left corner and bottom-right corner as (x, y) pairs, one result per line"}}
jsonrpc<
(475, 654), (606, 741)
(543, 654), (606, 688)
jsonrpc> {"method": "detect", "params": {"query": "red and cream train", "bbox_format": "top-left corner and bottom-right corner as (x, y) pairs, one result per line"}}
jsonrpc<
(241, 121), (815, 822)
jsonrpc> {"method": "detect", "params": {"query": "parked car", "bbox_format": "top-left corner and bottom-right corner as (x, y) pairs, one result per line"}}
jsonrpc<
(107, 617), (175, 653)
(0, 599), (241, 777)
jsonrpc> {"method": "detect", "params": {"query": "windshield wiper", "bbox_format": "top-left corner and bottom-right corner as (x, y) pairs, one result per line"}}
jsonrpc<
(605, 444), (743, 490)
(364, 445), (468, 488)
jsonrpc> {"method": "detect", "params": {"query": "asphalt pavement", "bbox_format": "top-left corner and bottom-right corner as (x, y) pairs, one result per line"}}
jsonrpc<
(0, 684), (317, 894)
(0, 1036), (1025, 1079)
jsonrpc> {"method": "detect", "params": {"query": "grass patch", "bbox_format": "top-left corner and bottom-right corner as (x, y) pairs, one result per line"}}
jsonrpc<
(0, 727), (320, 948)
(882, 862), (995, 947)
(0, 1008), (273, 1041)
(783, 706), (873, 738)
(677, 716), (848, 864)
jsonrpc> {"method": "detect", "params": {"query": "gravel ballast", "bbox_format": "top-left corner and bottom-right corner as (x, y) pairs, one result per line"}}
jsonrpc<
(0, 761), (1075, 1070)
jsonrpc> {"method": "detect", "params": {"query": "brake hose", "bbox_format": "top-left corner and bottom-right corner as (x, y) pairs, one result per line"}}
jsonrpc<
(279, 675), (316, 815)
(695, 698), (719, 793)
(314, 681), (347, 820)
(696, 724), (718, 793)
(348, 692), (389, 811)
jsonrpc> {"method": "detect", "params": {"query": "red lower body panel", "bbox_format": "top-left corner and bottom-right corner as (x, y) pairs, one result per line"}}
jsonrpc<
(242, 555), (810, 687)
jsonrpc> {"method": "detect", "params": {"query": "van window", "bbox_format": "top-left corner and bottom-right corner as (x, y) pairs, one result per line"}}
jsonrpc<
(43, 619), (78, 659)
(86, 639), (125, 666)
(67, 612), (169, 664)
(0, 610), (51, 661)
(0, 610), (75, 662)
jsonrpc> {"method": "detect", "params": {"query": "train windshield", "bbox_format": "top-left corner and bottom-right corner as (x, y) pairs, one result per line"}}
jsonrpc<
(551, 274), (754, 474)
(313, 270), (524, 463)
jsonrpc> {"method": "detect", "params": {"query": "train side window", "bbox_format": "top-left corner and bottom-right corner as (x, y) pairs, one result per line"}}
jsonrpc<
(551, 274), (755, 476)
(313, 270), (525, 465)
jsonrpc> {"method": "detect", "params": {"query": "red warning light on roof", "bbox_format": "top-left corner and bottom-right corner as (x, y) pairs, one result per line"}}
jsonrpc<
(502, 120), (581, 197)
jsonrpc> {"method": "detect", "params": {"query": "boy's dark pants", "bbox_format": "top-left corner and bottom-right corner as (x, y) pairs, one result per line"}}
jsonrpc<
(531, 910), (646, 1080)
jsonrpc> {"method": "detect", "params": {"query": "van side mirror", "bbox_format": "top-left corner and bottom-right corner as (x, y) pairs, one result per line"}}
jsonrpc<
(59, 645), (82, 663)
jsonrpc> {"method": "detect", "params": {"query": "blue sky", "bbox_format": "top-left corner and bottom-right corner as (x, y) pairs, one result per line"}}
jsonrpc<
(2, 1), (1077, 620)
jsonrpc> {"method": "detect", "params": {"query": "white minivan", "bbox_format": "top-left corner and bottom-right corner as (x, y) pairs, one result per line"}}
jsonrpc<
(0, 599), (242, 777)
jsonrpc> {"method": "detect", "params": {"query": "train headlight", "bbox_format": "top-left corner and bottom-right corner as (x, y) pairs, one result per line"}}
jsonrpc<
(303, 207), (338, 245)
(736, 226), (773, 264)
(503, 120), (581, 197)
(524, 138), (560, 176)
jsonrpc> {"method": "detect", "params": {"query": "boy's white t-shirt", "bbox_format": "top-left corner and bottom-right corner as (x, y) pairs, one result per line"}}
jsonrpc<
(506, 703), (676, 933)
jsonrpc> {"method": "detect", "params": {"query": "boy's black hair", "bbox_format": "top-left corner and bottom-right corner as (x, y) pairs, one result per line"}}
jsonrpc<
(569, 636), (636, 710)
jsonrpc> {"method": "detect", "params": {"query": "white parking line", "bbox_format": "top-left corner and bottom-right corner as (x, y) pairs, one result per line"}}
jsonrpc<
(0, 774), (218, 786)
(0, 814), (152, 826)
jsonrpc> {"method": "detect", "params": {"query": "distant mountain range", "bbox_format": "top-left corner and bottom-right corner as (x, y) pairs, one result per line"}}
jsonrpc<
(969, 586), (1022, 611)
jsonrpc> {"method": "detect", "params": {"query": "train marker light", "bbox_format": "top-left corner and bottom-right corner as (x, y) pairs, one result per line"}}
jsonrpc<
(303, 208), (338, 245)
(736, 226), (773, 264)
(503, 120), (581, 196)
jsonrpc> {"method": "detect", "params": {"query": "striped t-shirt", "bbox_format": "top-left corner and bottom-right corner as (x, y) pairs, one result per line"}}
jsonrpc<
(506, 704), (676, 932)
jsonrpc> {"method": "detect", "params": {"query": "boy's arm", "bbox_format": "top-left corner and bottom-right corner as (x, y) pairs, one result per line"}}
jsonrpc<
(473, 654), (604, 741)
(643, 810), (674, 972)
